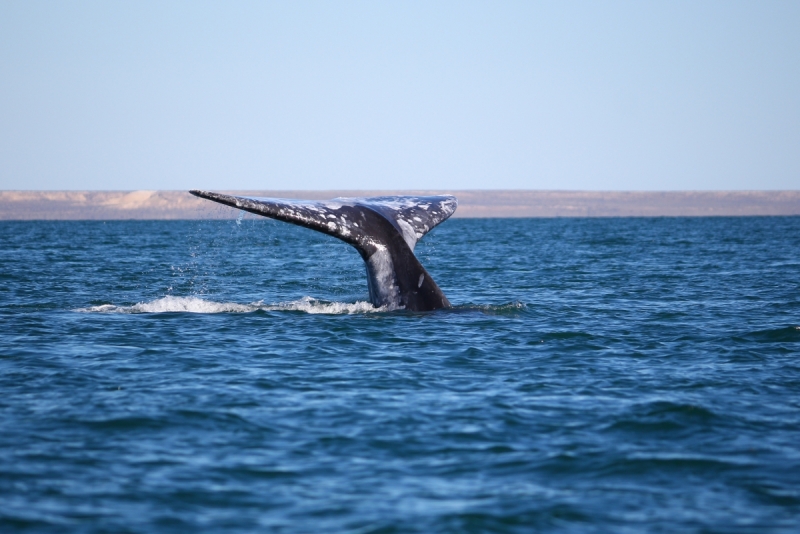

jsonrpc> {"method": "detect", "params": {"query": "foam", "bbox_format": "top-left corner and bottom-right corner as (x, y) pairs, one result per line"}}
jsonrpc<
(75, 296), (385, 315)
(267, 297), (382, 314)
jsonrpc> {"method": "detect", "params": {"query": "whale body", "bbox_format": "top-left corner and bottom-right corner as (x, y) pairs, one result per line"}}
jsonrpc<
(190, 190), (457, 311)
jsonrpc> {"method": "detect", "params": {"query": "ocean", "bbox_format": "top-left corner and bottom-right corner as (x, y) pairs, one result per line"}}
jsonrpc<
(1, 216), (799, 533)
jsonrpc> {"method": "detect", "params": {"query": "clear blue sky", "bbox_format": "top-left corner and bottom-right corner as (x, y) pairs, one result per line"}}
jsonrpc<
(1, 1), (798, 191)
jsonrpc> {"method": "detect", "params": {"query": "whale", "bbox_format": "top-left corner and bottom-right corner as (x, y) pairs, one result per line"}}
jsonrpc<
(190, 190), (457, 311)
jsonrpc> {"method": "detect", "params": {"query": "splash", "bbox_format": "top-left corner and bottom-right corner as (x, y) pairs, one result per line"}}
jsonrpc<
(75, 296), (385, 315)
(266, 297), (383, 314)
(76, 296), (257, 314)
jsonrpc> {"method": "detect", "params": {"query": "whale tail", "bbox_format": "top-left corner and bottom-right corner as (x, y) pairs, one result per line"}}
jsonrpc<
(190, 190), (457, 311)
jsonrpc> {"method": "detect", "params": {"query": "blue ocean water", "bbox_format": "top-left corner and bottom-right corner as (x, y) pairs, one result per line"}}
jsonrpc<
(1, 216), (799, 533)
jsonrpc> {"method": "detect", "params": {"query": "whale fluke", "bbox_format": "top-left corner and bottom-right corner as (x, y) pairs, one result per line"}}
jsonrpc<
(190, 190), (457, 311)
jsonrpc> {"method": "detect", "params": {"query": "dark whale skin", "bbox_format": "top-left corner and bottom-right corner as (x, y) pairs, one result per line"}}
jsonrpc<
(189, 190), (457, 311)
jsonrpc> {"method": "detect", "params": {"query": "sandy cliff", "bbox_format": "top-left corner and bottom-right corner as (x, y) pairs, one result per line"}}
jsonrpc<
(1, 190), (799, 220)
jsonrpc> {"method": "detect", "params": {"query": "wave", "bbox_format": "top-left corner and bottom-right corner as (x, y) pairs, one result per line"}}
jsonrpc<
(739, 325), (800, 342)
(450, 301), (527, 314)
(75, 296), (384, 315)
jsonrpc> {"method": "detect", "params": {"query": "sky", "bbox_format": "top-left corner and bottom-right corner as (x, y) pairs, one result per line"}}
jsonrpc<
(1, 1), (798, 191)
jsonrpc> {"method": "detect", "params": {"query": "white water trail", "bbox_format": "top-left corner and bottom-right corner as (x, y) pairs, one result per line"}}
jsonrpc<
(75, 296), (385, 315)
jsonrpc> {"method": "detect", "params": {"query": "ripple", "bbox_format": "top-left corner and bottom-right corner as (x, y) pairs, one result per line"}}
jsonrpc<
(739, 325), (800, 343)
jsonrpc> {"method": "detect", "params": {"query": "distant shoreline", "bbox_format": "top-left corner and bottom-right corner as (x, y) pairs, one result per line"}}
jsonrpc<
(1, 190), (799, 220)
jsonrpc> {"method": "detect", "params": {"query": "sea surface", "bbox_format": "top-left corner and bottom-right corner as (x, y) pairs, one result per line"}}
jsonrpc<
(1, 216), (799, 533)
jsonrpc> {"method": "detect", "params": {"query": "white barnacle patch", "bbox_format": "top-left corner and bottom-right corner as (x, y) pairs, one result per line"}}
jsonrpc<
(365, 246), (401, 309)
(327, 221), (337, 231)
(418, 274), (424, 288)
(396, 218), (418, 251)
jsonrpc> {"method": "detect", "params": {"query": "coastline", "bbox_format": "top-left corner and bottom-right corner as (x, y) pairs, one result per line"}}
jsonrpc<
(1, 190), (799, 220)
